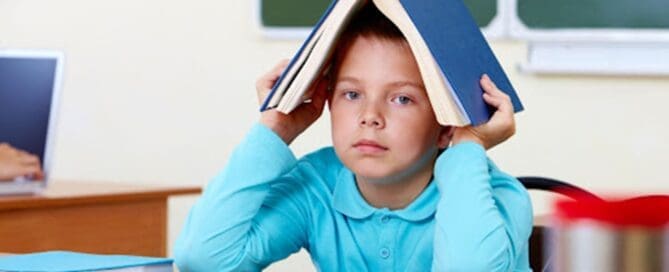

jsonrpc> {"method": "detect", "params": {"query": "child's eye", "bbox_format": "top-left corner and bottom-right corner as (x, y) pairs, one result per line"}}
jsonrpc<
(344, 91), (360, 100)
(391, 95), (413, 105)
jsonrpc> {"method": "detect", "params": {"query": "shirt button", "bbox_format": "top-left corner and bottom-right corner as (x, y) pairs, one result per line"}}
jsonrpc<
(380, 215), (390, 223)
(379, 247), (390, 259)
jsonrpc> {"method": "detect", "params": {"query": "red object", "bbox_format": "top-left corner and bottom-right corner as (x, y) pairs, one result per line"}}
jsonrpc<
(554, 194), (669, 228)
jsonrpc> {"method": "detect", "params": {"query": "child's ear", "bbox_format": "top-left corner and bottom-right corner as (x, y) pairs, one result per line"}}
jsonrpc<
(437, 126), (454, 149)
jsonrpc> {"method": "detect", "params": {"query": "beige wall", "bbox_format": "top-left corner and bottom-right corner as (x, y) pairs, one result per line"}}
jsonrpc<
(2, 0), (669, 270)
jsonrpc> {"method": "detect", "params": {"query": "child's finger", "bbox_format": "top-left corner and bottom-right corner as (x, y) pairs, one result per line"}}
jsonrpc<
(483, 92), (513, 116)
(480, 74), (507, 96)
(302, 77), (320, 102)
(257, 59), (290, 91)
(484, 95), (515, 137)
(256, 59), (291, 105)
(0, 142), (10, 151)
(270, 59), (290, 76)
(299, 79), (328, 116)
(34, 169), (45, 180)
(481, 75), (511, 103)
(19, 165), (42, 178)
(482, 92), (502, 108)
(482, 74), (496, 87)
(19, 154), (40, 165)
(265, 59), (289, 74)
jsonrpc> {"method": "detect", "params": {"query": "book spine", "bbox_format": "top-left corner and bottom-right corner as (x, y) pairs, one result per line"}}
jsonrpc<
(277, 0), (364, 113)
(259, 0), (339, 112)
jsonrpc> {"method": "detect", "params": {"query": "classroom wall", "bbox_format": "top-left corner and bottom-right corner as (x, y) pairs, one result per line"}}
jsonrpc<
(2, 0), (668, 270)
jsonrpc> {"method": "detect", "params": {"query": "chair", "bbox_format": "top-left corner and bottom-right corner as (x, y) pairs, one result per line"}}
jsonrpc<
(518, 176), (601, 201)
(517, 176), (600, 272)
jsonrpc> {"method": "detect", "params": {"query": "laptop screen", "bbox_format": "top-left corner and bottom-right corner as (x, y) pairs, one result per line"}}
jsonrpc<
(0, 50), (62, 186)
(0, 57), (57, 160)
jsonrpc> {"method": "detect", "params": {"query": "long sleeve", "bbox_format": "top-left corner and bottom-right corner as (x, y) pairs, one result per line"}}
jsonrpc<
(432, 142), (533, 272)
(174, 123), (310, 271)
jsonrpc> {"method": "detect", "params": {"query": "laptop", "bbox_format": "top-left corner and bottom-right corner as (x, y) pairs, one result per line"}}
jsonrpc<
(0, 49), (64, 195)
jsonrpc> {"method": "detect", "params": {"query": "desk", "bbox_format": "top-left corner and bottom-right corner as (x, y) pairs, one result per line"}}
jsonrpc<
(0, 182), (200, 257)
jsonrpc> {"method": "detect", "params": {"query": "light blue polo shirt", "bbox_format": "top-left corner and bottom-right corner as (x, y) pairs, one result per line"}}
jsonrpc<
(174, 123), (532, 271)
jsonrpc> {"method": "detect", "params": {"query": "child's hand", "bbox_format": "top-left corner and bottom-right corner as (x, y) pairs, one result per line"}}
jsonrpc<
(0, 143), (44, 181)
(451, 74), (516, 150)
(257, 60), (328, 145)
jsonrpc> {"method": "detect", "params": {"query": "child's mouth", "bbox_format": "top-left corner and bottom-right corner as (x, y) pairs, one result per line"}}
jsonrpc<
(353, 139), (388, 154)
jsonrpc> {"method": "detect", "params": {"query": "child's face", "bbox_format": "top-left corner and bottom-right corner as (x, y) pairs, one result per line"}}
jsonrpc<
(329, 36), (451, 182)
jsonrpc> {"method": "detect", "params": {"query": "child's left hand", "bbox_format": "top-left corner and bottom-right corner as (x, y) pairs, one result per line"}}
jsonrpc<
(451, 74), (516, 150)
(0, 142), (44, 181)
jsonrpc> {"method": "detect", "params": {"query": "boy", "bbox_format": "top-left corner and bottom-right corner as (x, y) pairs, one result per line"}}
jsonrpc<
(175, 4), (532, 271)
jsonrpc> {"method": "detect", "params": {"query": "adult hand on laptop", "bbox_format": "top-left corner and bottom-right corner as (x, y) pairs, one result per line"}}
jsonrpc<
(0, 143), (44, 181)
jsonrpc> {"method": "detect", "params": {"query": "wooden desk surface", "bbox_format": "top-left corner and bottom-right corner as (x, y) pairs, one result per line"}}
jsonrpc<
(0, 181), (201, 210)
(0, 181), (201, 257)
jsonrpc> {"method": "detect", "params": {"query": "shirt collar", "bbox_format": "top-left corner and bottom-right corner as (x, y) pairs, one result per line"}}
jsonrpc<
(332, 167), (439, 222)
(332, 167), (375, 219)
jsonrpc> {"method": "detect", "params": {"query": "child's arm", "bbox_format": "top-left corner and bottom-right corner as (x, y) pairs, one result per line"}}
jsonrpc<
(432, 144), (532, 271)
(432, 75), (533, 271)
(173, 61), (328, 271)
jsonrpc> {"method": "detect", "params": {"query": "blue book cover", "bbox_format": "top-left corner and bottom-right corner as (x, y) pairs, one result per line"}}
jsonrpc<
(259, 0), (339, 111)
(0, 251), (172, 272)
(400, 0), (523, 125)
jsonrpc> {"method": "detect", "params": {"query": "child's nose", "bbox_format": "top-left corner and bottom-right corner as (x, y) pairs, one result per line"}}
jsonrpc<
(360, 118), (382, 128)
(358, 104), (385, 129)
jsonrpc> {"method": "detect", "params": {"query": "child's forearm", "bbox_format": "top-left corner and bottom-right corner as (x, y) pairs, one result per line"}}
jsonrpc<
(432, 142), (532, 271)
(173, 123), (299, 271)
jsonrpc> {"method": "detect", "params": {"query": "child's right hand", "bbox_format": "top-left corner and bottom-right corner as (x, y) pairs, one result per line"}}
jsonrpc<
(451, 74), (516, 150)
(256, 60), (329, 145)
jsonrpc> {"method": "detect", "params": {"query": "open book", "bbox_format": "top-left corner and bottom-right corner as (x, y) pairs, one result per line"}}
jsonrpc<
(0, 251), (173, 272)
(260, 0), (524, 126)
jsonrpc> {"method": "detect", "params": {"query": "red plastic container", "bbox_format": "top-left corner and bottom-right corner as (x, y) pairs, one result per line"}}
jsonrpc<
(551, 195), (669, 272)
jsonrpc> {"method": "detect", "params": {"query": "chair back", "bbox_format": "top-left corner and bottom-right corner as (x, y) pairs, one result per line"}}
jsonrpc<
(518, 176), (600, 272)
